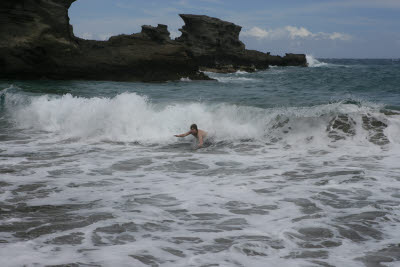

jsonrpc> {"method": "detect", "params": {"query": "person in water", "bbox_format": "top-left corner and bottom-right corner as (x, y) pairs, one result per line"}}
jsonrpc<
(175, 124), (207, 148)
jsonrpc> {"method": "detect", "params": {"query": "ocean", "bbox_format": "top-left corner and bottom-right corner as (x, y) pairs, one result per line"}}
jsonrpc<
(1, 57), (400, 267)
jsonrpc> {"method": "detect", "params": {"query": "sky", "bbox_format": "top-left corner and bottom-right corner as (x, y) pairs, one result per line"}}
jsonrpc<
(69, 0), (400, 58)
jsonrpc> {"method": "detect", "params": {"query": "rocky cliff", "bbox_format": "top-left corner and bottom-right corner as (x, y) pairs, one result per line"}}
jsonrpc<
(0, 0), (207, 82)
(177, 15), (245, 58)
(0, 1), (306, 82)
(177, 14), (307, 72)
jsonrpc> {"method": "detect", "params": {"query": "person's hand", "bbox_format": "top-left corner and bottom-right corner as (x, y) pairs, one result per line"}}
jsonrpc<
(174, 135), (179, 137)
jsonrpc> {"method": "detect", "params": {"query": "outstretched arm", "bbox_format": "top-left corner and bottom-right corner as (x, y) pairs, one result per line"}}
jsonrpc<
(174, 132), (191, 137)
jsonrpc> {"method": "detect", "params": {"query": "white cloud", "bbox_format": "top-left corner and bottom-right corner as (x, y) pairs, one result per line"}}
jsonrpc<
(242, 26), (352, 42)
(328, 32), (352, 41)
(243, 27), (269, 39)
(285, 26), (313, 39)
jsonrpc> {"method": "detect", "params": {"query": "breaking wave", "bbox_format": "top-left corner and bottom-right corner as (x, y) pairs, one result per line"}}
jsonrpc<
(2, 90), (400, 146)
(306, 55), (329, 67)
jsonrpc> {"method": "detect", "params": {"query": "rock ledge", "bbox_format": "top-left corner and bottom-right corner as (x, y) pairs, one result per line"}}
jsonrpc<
(0, 1), (307, 82)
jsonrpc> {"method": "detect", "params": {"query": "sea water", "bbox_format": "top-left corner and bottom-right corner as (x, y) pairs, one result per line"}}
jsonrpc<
(1, 57), (400, 267)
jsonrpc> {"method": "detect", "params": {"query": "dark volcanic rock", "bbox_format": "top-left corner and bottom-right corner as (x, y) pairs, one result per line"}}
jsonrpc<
(0, 0), (208, 82)
(177, 14), (307, 72)
(177, 14), (251, 72)
(0, 0), (75, 42)
(177, 14), (245, 58)
(0, 1), (306, 82)
(72, 36), (208, 82)
(0, 0), (77, 77)
(140, 24), (171, 43)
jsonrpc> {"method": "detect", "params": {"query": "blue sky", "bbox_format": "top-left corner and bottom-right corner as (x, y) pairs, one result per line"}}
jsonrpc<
(69, 0), (400, 58)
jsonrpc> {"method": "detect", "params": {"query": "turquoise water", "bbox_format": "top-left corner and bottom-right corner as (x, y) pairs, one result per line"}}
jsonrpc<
(1, 58), (399, 109)
(1, 58), (400, 266)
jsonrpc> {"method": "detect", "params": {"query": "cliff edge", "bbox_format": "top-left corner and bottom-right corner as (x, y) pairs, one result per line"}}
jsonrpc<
(177, 14), (307, 73)
(0, 1), (307, 82)
(0, 0), (207, 82)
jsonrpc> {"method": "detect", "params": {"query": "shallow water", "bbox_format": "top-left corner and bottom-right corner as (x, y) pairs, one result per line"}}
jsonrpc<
(1, 58), (400, 266)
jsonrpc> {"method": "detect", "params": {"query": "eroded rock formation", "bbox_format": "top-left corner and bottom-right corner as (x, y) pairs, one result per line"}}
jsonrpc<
(0, 1), (307, 82)
(177, 15), (245, 58)
(177, 14), (307, 73)
(0, 0), (207, 82)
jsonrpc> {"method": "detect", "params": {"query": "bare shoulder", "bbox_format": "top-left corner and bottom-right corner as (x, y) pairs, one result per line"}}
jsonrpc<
(199, 129), (208, 137)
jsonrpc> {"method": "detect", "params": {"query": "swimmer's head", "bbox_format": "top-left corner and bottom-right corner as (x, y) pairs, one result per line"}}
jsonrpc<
(190, 124), (198, 134)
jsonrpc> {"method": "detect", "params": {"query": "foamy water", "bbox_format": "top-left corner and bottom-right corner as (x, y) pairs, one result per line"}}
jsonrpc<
(306, 55), (330, 67)
(1, 59), (400, 266)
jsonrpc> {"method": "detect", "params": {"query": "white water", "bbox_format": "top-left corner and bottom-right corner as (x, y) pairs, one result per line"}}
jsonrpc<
(6, 92), (399, 146)
(2, 91), (400, 266)
(203, 71), (259, 83)
(306, 55), (329, 67)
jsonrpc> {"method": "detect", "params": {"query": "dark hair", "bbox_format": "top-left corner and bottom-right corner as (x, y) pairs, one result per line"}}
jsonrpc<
(190, 124), (198, 130)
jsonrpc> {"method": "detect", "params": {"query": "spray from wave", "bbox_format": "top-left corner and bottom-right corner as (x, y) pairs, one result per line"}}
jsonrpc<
(306, 55), (329, 67)
(3, 91), (400, 146)
(203, 71), (258, 83)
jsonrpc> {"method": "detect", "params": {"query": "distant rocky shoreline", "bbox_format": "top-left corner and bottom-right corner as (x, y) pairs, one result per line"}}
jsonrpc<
(0, 0), (307, 82)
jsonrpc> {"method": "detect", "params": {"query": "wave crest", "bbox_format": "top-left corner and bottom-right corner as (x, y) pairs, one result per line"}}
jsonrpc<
(306, 55), (329, 67)
(3, 91), (399, 146)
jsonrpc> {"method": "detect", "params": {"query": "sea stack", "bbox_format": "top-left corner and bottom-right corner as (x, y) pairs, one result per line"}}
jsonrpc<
(177, 14), (307, 73)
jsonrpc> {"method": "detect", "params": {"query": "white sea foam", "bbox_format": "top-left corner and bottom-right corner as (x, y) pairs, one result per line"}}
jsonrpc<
(235, 70), (249, 74)
(9, 92), (265, 143)
(210, 76), (258, 83)
(2, 90), (400, 266)
(5, 91), (399, 148)
(306, 55), (329, 67)
(202, 71), (258, 83)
